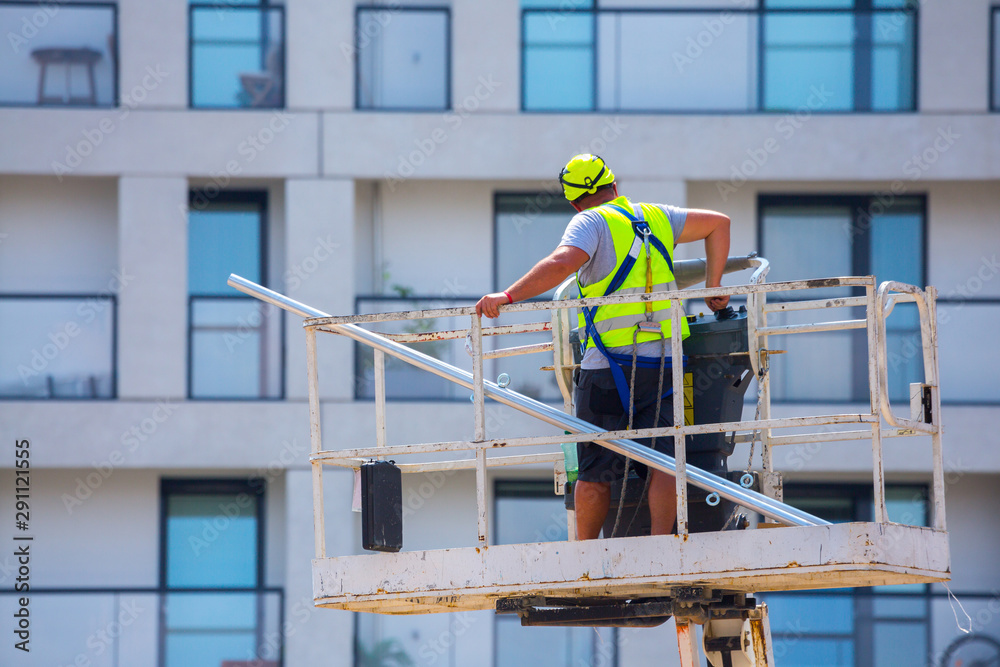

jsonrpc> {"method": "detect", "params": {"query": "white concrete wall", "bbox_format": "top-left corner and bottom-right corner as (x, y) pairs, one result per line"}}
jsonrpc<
(453, 0), (519, 112)
(117, 0), (187, 108)
(285, 0), (353, 110)
(284, 178), (356, 400)
(0, 1), (998, 665)
(117, 176), (187, 399)
(0, 176), (117, 292)
(920, 0), (992, 112)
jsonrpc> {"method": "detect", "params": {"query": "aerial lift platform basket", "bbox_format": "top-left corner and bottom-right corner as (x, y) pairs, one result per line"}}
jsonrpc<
(229, 255), (949, 666)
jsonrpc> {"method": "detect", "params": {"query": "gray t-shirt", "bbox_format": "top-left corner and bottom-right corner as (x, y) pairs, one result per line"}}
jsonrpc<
(559, 200), (688, 369)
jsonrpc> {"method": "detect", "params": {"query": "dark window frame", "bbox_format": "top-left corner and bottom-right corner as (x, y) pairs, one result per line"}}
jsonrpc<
(186, 189), (286, 401)
(492, 479), (620, 667)
(492, 190), (575, 294)
(991, 5), (1000, 111)
(520, 2), (919, 113)
(188, 1), (286, 110)
(352, 293), (481, 402)
(757, 192), (928, 404)
(354, 4), (453, 112)
(767, 482), (932, 667)
(0, 0), (120, 108)
(0, 293), (118, 400)
(158, 477), (269, 667)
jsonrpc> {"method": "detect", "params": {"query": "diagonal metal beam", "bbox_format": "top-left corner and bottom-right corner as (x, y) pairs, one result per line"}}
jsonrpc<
(228, 274), (829, 528)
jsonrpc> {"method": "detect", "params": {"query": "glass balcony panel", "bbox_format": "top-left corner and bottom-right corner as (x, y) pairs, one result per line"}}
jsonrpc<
(356, 9), (448, 110)
(937, 303), (1000, 402)
(522, 13), (594, 111)
(993, 9), (1000, 110)
(0, 296), (114, 398)
(763, 13), (855, 111)
(355, 298), (468, 400)
(190, 297), (282, 399)
(522, 5), (915, 111)
(871, 12), (916, 110)
(0, 3), (116, 106)
(597, 12), (759, 111)
(166, 493), (258, 588)
(0, 590), (281, 667)
(190, 6), (283, 108)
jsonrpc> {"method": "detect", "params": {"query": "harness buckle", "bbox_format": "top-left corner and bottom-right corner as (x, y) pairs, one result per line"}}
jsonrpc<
(637, 321), (662, 335)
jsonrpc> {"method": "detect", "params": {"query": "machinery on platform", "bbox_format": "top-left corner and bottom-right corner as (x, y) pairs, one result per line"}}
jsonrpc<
(229, 253), (949, 667)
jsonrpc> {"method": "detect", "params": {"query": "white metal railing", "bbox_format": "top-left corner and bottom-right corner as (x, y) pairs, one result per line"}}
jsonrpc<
(228, 261), (945, 560)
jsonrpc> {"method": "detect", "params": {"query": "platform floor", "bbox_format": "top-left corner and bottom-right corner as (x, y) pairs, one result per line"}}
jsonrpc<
(313, 522), (950, 614)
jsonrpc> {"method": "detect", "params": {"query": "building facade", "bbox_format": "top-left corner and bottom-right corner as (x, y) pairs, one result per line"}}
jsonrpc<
(0, 0), (998, 665)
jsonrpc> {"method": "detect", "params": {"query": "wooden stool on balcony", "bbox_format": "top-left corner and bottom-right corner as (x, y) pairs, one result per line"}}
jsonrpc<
(31, 47), (102, 105)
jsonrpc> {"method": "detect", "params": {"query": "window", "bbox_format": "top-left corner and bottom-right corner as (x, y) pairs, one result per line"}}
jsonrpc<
(353, 192), (573, 402)
(762, 0), (916, 111)
(521, 0), (595, 111)
(521, 2), (916, 112)
(992, 6), (1000, 111)
(494, 480), (617, 667)
(0, 2), (117, 107)
(761, 483), (930, 666)
(188, 191), (283, 399)
(492, 192), (576, 402)
(356, 6), (450, 110)
(189, 2), (285, 108)
(354, 294), (471, 400)
(759, 194), (925, 403)
(160, 479), (277, 667)
(0, 294), (116, 399)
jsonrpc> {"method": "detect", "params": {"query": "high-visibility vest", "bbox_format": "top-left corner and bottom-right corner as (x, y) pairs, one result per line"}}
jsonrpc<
(578, 196), (690, 351)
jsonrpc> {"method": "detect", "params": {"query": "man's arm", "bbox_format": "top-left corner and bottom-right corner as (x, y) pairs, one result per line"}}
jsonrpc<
(476, 245), (590, 319)
(676, 209), (731, 311)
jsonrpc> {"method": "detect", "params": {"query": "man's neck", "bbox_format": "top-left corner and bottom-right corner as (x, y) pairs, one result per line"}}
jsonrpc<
(581, 193), (622, 210)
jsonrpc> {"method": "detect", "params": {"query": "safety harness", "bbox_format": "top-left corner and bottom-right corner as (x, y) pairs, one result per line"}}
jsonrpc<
(578, 202), (687, 412)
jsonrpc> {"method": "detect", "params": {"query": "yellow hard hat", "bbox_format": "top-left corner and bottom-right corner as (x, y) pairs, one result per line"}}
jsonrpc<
(559, 154), (615, 202)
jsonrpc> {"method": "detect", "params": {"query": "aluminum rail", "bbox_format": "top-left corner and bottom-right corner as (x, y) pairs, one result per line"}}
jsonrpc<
(227, 274), (829, 528)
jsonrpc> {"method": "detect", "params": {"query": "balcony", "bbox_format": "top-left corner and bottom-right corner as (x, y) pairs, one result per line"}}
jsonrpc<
(354, 296), (562, 402)
(0, 587), (284, 666)
(188, 295), (284, 400)
(0, 1), (117, 107)
(0, 294), (116, 399)
(189, 3), (285, 109)
(521, 5), (916, 112)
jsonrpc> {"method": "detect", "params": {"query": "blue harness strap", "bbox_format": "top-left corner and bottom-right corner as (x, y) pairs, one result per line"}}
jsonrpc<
(579, 201), (685, 411)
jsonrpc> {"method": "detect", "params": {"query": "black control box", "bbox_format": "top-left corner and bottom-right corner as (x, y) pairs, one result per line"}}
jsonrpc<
(361, 460), (403, 552)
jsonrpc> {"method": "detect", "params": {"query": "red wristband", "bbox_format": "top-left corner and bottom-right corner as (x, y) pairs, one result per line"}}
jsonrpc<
(503, 291), (513, 304)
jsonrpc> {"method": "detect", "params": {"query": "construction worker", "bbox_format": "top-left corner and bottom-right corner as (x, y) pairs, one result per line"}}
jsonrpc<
(476, 154), (731, 539)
